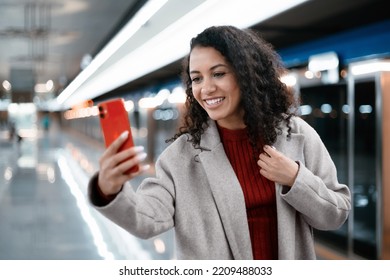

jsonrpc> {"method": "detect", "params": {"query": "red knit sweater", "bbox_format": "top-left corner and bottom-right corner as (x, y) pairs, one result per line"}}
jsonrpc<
(218, 125), (278, 260)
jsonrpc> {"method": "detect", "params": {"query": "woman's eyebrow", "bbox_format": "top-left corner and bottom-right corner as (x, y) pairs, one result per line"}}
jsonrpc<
(190, 63), (228, 74)
(210, 63), (228, 70)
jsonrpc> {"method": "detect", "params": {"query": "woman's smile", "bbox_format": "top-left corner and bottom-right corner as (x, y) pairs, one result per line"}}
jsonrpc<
(204, 97), (225, 107)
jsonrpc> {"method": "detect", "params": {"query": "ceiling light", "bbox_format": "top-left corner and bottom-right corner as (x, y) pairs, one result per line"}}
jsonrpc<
(280, 73), (297, 87)
(350, 60), (390, 75)
(2, 80), (12, 91)
(308, 52), (339, 72)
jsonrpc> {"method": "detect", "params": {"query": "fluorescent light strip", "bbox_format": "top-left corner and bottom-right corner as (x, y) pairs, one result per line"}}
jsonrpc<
(57, 154), (115, 260)
(56, 0), (168, 105)
(59, 0), (309, 109)
(350, 60), (390, 75)
(58, 149), (153, 259)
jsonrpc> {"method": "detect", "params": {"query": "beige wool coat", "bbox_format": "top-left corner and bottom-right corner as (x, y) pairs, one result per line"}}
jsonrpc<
(88, 116), (351, 259)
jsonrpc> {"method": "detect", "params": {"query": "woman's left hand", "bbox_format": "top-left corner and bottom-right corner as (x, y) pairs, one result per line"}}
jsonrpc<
(257, 145), (299, 187)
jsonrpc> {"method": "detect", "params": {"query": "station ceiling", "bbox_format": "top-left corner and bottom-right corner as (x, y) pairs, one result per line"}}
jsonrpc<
(118, 0), (388, 93)
(0, 0), (387, 109)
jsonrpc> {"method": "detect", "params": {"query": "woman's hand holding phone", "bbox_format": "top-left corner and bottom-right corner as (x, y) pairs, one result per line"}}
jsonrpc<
(98, 131), (150, 197)
(97, 98), (150, 197)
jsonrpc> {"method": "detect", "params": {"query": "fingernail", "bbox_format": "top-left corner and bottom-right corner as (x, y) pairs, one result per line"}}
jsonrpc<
(142, 164), (151, 171)
(138, 152), (147, 161)
(120, 131), (129, 139)
(134, 146), (144, 152)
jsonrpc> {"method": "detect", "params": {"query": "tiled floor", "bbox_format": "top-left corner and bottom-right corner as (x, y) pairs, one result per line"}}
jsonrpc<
(0, 126), (174, 260)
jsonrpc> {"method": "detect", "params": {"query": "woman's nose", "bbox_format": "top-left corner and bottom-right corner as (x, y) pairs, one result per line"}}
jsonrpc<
(201, 79), (216, 94)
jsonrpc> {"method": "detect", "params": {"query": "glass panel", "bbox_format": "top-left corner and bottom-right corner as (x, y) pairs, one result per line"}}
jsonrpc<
(353, 80), (377, 259)
(299, 84), (349, 254)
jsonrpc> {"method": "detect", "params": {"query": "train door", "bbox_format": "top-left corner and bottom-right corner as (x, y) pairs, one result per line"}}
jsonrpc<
(348, 59), (390, 260)
(299, 82), (350, 256)
(297, 58), (390, 259)
(347, 74), (378, 259)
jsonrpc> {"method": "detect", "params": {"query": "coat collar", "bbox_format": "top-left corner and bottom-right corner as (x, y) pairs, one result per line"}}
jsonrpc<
(198, 120), (253, 259)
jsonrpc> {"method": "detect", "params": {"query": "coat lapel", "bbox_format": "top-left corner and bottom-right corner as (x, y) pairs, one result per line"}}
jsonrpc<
(273, 129), (305, 259)
(273, 132), (305, 163)
(198, 121), (253, 259)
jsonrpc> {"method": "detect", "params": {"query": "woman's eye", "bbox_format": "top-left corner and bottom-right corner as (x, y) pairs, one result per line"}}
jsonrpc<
(191, 77), (201, 83)
(214, 72), (225, 78)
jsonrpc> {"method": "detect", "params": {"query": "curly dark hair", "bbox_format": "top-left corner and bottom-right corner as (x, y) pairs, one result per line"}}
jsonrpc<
(169, 25), (299, 152)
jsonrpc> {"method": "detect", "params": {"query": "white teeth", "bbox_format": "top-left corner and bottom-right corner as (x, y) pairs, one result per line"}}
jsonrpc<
(205, 97), (224, 105)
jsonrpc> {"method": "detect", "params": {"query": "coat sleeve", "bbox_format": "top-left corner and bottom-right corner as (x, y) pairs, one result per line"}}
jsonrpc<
(279, 118), (351, 230)
(87, 155), (176, 239)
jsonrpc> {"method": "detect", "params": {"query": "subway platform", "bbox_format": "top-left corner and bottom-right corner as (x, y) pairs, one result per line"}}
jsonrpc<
(0, 120), (347, 260)
(0, 123), (174, 260)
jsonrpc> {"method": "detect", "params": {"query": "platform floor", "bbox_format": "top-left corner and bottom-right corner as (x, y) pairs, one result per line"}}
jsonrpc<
(0, 125), (174, 260)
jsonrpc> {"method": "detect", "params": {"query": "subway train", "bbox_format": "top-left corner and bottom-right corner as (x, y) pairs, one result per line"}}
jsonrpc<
(55, 20), (390, 260)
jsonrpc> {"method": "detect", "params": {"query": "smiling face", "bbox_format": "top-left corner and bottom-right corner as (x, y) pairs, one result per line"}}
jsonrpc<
(189, 46), (245, 130)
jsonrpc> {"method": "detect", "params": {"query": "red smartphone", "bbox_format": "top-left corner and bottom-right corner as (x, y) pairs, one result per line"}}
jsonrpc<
(98, 98), (139, 173)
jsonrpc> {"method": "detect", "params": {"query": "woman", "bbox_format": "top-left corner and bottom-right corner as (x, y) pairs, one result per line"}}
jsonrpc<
(88, 25), (351, 259)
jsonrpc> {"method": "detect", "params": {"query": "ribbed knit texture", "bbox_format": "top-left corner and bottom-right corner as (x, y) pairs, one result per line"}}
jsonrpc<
(218, 125), (278, 260)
